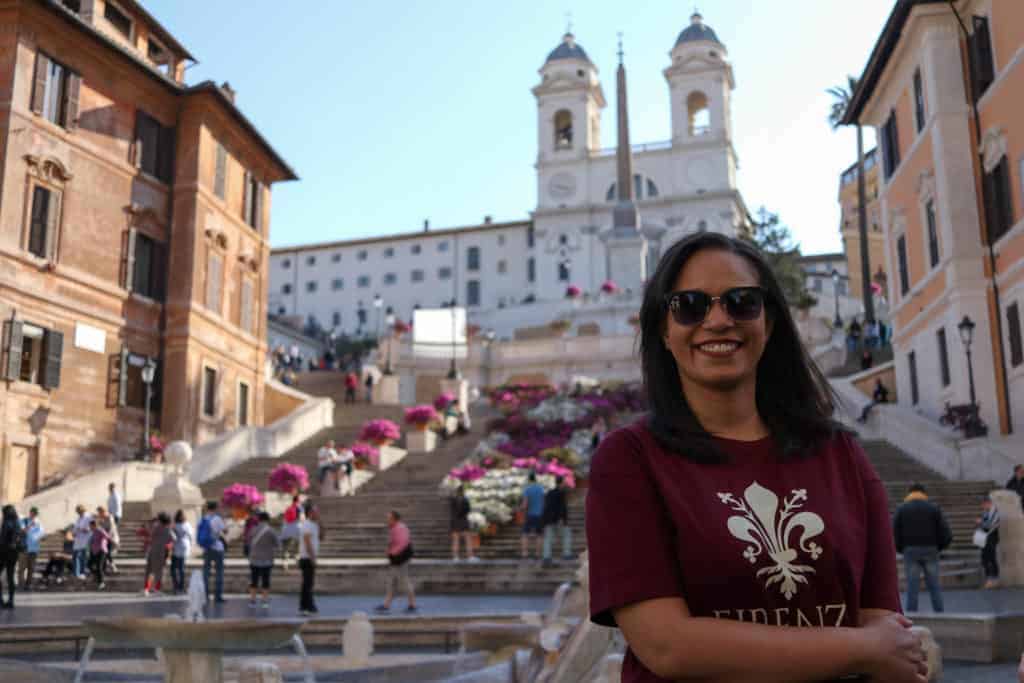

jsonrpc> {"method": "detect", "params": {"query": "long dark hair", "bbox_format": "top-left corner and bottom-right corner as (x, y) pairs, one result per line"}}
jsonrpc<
(639, 232), (839, 463)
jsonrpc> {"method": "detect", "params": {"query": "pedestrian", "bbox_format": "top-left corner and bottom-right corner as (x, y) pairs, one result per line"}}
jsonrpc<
(87, 519), (111, 590)
(519, 472), (546, 560)
(892, 483), (951, 613)
(336, 446), (355, 496)
(857, 380), (890, 424)
(317, 440), (340, 496)
(860, 348), (874, 371)
(40, 528), (74, 586)
(71, 504), (92, 579)
(376, 510), (416, 613)
(586, 232), (921, 681)
(977, 496), (1001, 589)
(171, 510), (193, 594)
(107, 482), (123, 525)
(364, 372), (375, 404)
(242, 506), (260, 557)
(1006, 464), (1024, 509)
(198, 501), (227, 603)
(247, 511), (279, 609)
(144, 512), (175, 596)
(19, 507), (43, 590)
(0, 505), (23, 609)
(344, 372), (358, 404)
(541, 476), (573, 567)
(298, 504), (321, 615)
(281, 495), (302, 570)
(449, 486), (475, 562)
(96, 506), (119, 575)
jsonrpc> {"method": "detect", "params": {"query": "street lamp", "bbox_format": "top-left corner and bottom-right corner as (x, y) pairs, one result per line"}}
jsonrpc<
(447, 298), (460, 380)
(383, 310), (396, 375)
(141, 357), (157, 460)
(957, 315), (988, 438)
(831, 269), (842, 328)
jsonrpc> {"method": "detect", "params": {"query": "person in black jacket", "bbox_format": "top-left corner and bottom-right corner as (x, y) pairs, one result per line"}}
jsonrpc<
(541, 476), (572, 567)
(1007, 465), (1024, 510)
(892, 483), (952, 613)
(0, 505), (22, 609)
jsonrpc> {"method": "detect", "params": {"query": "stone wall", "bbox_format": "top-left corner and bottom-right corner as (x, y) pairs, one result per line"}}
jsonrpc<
(851, 363), (898, 400)
(264, 379), (305, 424)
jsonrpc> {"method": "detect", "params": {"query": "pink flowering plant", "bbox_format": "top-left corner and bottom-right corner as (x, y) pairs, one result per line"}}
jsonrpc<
(351, 442), (380, 468)
(448, 464), (487, 482)
(565, 285), (581, 299)
(433, 392), (456, 411)
(359, 419), (401, 443)
(600, 279), (619, 294)
(268, 463), (309, 493)
(404, 405), (439, 426)
(221, 483), (264, 508)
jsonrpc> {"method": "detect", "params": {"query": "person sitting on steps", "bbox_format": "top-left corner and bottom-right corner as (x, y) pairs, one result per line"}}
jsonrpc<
(857, 380), (889, 424)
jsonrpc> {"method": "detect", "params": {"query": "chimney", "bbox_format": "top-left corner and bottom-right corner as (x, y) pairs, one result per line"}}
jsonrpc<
(483, 215), (493, 224)
(423, 219), (430, 232)
(220, 81), (236, 104)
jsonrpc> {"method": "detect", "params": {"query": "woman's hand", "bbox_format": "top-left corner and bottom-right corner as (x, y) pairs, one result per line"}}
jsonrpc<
(857, 614), (928, 682)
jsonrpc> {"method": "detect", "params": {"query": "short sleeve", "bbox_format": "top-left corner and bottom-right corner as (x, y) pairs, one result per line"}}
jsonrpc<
(586, 427), (684, 627)
(848, 435), (902, 613)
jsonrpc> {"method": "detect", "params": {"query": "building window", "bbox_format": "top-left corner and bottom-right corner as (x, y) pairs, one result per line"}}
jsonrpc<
(202, 366), (217, 417)
(62, 0), (81, 12)
(937, 328), (950, 388)
(331, 252), (341, 263)
(281, 283), (291, 295)
(383, 247), (394, 258)
(880, 110), (900, 180)
(411, 244), (421, 255)
(908, 351), (919, 406)
(214, 142), (227, 199)
(134, 110), (175, 183)
(242, 172), (262, 230)
(527, 257), (535, 283)
(357, 275), (370, 288)
(147, 37), (172, 77)
(438, 267), (452, 280)
(28, 185), (62, 261)
(558, 262), (570, 282)
(687, 91), (710, 136)
(437, 241), (449, 252)
(554, 109), (573, 150)
(983, 156), (1015, 244)
(306, 281), (317, 293)
(559, 235), (568, 245)
(497, 259), (507, 274)
(128, 231), (166, 301)
(104, 1), (132, 39)
(467, 280), (481, 306)
(969, 16), (995, 102)
(306, 255), (316, 266)
(30, 53), (80, 129)
(527, 225), (535, 249)
(411, 269), (424, 282)
(206, 251), (223, 313)
(331, 278), (344, 291)
(897, 235), (909, 296)
(237, 381), (250, 427)
(281, 259), (291, 269)
(330, 311), (341, 327)
(913, 68), (925, 133)
(1008, 303), (1023, 368)
(498, 235), (506, 246)
(357, 250), (368, 261)
(384, 273), (397, 285)
(925, 200), (940, 268)
(118, 351), (159, 410)
(4, 321), (63, 389)
(467, 246), (480, 271)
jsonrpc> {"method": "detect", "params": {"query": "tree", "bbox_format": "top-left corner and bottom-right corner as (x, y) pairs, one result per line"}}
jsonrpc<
(828, 76), (875, 323)
(747, 207), (817, 310)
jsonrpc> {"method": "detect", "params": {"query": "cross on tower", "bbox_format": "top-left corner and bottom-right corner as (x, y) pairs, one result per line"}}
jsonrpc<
(617, 32), (624, 64)
(565, 10), (573, 34)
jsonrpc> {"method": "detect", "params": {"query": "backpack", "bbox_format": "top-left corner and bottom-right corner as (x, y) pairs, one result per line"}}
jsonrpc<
(196, 516), (214, 550)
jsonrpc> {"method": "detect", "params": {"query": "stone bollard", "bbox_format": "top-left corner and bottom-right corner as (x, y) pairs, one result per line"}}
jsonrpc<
(238, 662), (283, 683)
(342, 611), (374, 667)
(990, 489), (1023, 587)
(912, 626), (942, 682)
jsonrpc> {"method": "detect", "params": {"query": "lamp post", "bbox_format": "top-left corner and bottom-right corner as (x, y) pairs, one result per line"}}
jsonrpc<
(831, 269), (842, 328)
(957, 315), (987, 438)
(447, 298), (460, 380)
(383, 310), (395, 375)
(141, 357), (157, 460)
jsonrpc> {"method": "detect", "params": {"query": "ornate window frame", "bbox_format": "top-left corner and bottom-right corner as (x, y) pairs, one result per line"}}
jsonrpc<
(23, 155), (73, 266)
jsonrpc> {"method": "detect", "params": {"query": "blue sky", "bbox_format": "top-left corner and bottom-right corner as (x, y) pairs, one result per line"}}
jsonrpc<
(149, 0), (896, 255)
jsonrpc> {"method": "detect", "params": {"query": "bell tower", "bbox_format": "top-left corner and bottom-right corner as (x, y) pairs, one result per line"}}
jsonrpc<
(664, 12), (735, 144)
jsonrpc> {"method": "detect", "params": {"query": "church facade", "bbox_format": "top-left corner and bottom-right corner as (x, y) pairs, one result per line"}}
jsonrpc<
(269, 13), (750, 339)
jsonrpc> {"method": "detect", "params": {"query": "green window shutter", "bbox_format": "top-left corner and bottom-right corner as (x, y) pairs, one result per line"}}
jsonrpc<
(41, 328), (63, 390)
(5, 321), (24, 381)
(31, 52), (49, 115)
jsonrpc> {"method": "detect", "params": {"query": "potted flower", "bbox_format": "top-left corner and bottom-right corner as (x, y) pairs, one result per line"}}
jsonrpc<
(564, 285), (581, 299)
(404, 404), (439, 431)
(359, 418), (401, 447)
(268, 463), (309, 496)
(600, 279), (619, 295)
(351, 442), (380, 470)
(434, 392), (456, 411)
(221, 483), (264, 519)
(495, 391), (520, 416)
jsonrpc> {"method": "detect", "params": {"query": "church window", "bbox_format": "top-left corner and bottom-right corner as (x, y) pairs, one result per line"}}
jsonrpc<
(646, 178), (659, 198)
(554, 110), (573, 150)
(687, 91), (710, 136)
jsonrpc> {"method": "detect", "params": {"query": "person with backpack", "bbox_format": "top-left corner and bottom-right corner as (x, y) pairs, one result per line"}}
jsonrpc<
(449, 486), (475, 562)
(198, 501), (227, 603)
(892, 483), (952, 612)
(0, 505), (24, 608)
(19, 507), (43, 590)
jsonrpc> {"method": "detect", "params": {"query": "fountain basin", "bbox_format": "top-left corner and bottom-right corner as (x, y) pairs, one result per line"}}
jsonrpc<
(82, 618), (305, 651)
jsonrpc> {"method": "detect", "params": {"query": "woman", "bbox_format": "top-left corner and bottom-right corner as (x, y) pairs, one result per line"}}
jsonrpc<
(449, 486), (475, 562)
(297, 504), (321, 615)
(247, 511), (280, 608)
(87, 519), (111, 589)
(977, 496), (1000, 589)
(171, 510), (193, 594)
(144, 512), (176, 596)
(0, 505), (21, 609)
(96, 506), (119, 575)
(585, 233), (927, 683)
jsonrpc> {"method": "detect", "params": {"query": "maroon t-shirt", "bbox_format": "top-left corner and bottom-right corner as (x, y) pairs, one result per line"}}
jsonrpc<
(586, 420), (900, 683)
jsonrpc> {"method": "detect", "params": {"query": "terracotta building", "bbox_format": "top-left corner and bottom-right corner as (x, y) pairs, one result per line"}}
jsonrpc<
(0, 0), (296, 501)
(837, 148), (888, 309)
(843, 0), (1024, 435)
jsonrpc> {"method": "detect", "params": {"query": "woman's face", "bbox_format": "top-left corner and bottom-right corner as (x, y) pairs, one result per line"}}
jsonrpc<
(663, 248), (772, 394)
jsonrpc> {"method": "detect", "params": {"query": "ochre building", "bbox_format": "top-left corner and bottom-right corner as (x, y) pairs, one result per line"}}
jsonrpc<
(837, 148), (887, 310)
(844, 0), (1024, 434)
(0, 0), (296, 501)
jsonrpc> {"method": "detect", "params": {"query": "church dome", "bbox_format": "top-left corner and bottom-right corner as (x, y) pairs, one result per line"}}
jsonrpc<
(545, 33), (592, 64)
(674, 12), (723, 47)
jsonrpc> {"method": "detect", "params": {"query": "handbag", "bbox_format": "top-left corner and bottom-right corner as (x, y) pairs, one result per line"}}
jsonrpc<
(972, 528), (989, 548)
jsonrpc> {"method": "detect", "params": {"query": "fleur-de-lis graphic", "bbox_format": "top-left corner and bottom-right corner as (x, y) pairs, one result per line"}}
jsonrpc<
(718, 482), (825, 600)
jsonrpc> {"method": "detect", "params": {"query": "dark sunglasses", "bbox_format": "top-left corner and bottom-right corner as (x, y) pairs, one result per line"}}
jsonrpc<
(664, 286), (767, 326)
